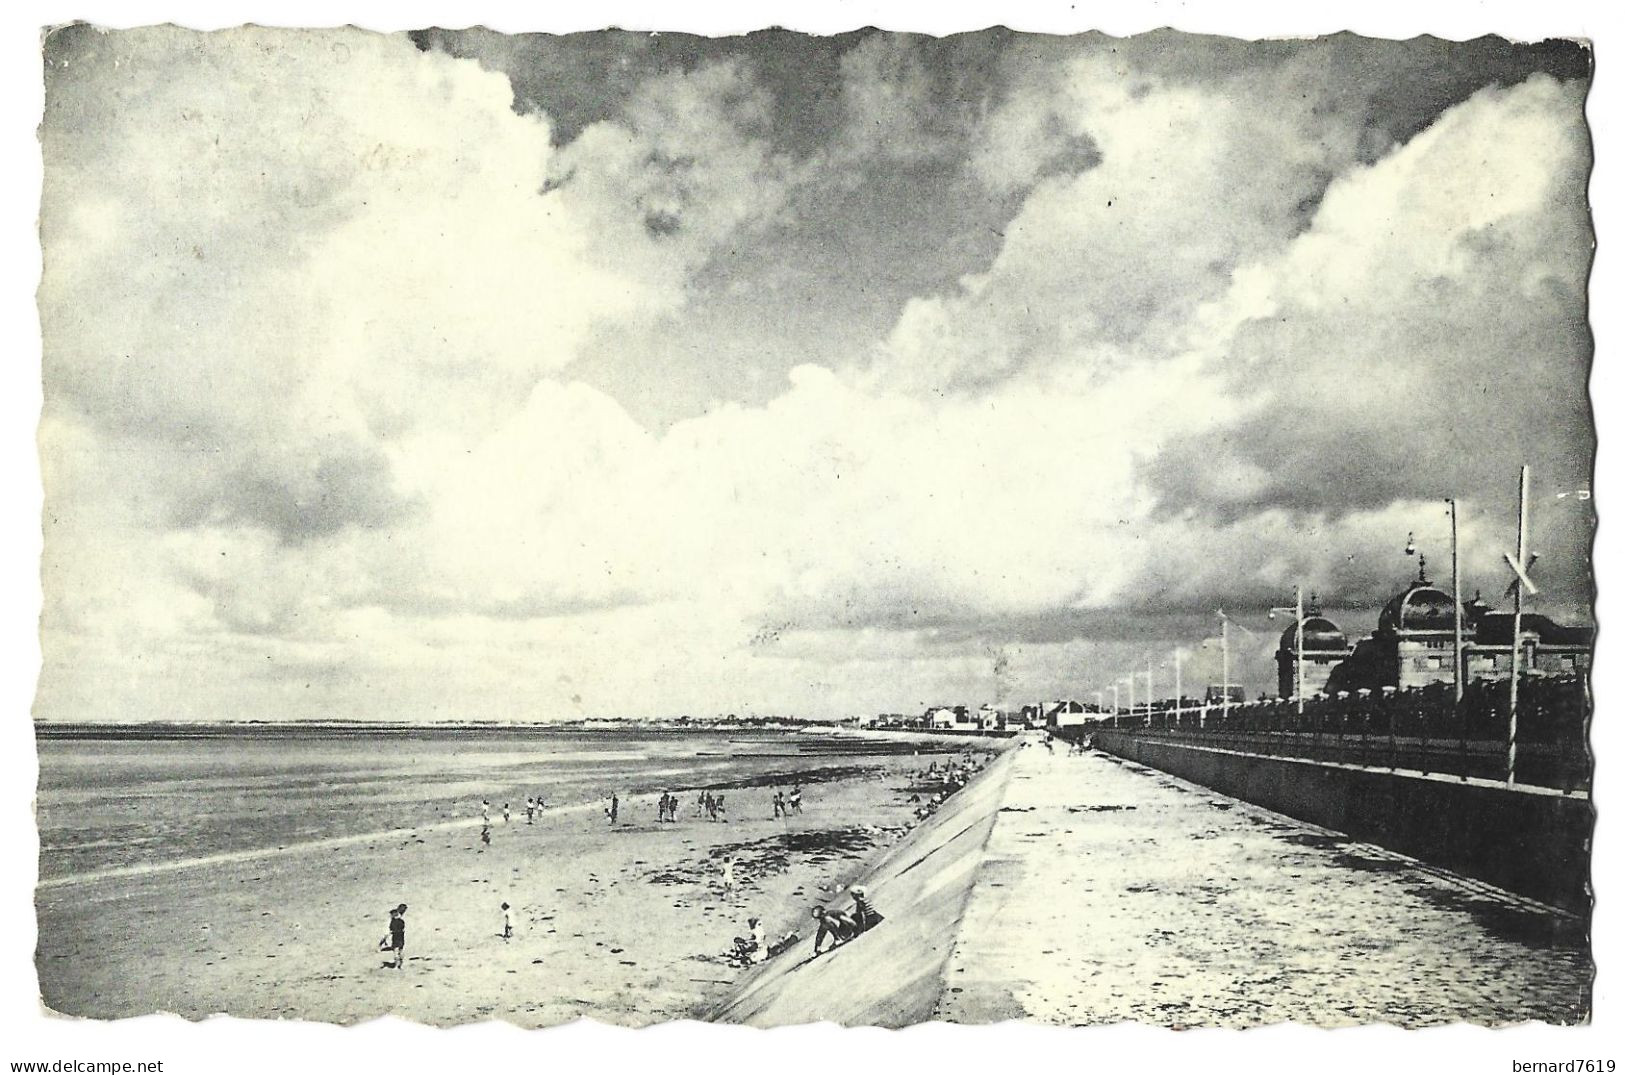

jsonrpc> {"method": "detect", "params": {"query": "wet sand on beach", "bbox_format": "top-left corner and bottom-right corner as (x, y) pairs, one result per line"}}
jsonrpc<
(37, 741), (996, 1025)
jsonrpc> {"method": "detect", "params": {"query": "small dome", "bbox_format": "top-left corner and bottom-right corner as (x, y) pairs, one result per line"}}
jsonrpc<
(1379, 583), (1457, 634)
(1280, 615), (1349, 653)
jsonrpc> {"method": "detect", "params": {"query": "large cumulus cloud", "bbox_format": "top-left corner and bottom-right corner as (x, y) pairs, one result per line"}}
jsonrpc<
(37, 28), (1593, 721)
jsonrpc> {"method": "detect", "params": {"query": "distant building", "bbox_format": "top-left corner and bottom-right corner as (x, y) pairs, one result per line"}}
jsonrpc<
(1205, 684), (1245, 704)
(1045, 700), (1093, 728)
(1321, 560), (1592, 694)
(1464, 608), (1593, 681)
(1275, 596), (1356, 698)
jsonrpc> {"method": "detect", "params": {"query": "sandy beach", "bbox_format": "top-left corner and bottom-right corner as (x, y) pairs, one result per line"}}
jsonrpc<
(36, 730), (1000, 1024)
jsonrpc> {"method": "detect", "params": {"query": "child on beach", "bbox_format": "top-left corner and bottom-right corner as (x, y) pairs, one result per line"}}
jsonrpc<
(388, 905), (407, 969)
(721, 857), (737, 897)
(503, 803), (511, 823)
(731, 915), (767, 965)
(501, 902), (513, 940)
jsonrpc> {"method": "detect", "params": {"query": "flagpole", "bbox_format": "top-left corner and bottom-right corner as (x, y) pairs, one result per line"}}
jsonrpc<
(1508, 465), (1530, 785)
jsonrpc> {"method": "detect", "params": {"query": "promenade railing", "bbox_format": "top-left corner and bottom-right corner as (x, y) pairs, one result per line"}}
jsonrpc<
(1063, 674), (1590, 792)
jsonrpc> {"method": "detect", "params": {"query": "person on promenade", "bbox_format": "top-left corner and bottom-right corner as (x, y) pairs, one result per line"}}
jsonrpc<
(811, 906), (856, 955)
(388, 905), (407, 969)
(500, 902), (513, 941)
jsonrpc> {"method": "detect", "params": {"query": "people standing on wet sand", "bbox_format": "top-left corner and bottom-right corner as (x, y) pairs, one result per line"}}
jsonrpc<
(500, 901), (513, 940)
(811, 905), (856, 954)
(388, 905), (407, 969)
(772, 790), (784, 818)
(789, 787), (803, 814)
(715, 794), (728, 821)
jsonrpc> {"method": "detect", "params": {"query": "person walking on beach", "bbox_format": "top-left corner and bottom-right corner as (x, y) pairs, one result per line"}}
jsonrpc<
(480, 823), (491, 849)
(481, 799), (491, 824)
(502, 802), (512, 824)
(525, 797), (535, 824)
(607, 793), (619, 825)
(500, 902), (513, 941)
(721, 857), (737, 898)
(789, 787), (802, 815)
(716, 794), (727, 821)
(772, 790), (784, 819)
(388, 905), (407, 969)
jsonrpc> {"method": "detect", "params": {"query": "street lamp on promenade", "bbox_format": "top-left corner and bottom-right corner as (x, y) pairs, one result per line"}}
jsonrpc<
(1269, 585), (1306, 718)
(1448, 497), (1464, 705)
(1216, 610), (1233, 722)
(1172, 647), (1184, 727)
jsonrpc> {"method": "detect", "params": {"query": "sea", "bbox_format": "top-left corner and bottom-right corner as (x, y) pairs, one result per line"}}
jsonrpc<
(33, 723), (964, 885)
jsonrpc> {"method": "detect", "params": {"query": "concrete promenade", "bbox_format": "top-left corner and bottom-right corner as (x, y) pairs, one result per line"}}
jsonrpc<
(716, 740), (1591, 1026)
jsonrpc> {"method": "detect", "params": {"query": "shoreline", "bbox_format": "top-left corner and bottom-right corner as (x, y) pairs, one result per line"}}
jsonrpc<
(36, 735), (1003, 1025)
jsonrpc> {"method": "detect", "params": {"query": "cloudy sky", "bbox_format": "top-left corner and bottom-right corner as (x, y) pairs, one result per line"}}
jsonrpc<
(36, 26), (1593, 722)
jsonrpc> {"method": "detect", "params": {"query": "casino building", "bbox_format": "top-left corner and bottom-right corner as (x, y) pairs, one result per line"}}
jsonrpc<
(1277, 558), (1593, 698)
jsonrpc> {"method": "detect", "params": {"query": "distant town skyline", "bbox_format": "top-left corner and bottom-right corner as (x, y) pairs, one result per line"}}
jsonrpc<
(37, 26), (1593, 721)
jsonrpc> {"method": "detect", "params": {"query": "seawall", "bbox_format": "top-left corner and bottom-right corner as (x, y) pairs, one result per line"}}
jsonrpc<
(708, 743), (1020, 1027)
(1090, 731), (1593, 913)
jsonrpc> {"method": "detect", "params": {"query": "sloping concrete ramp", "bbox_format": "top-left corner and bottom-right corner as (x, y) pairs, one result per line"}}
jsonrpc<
(709, 745), (1019, 1027)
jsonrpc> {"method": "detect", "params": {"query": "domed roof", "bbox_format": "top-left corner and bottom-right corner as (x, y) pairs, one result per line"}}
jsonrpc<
(1279, 615), (1349, 653)
(1379, 582), (1457, 634)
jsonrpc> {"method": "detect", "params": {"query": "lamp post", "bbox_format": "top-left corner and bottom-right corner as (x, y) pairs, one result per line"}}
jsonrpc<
(1270, 585), (1306, 718)
(1110, 682), (1119, 727)
(1173, 647), (1183, 728)
(1127, 674), (1136, 724)
(1217, 611), (1232, 721)
(1146, 655), (1154, 727)
(1449, 498), (1464, 704)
